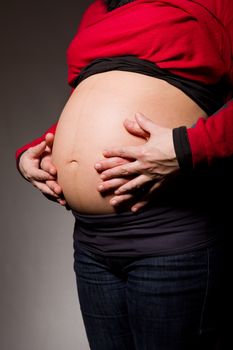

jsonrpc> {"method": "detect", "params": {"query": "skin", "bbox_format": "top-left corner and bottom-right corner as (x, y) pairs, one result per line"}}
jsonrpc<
(95, 112), (180, 212)
(18, 112), (179, 212)
(18, 59), (205, 214)
(19, 133), (68, 207)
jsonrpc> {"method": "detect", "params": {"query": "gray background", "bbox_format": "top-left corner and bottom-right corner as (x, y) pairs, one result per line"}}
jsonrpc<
(1, 1), (93, 349)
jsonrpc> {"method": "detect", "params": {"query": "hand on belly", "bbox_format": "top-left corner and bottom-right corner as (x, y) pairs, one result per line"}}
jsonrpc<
(51, 71), (206, 214)
(95, 112), (180, 212)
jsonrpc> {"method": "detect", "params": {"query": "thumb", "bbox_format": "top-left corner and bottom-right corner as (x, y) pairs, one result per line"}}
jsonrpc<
(123, 118), (149, 139)
(44, 133), (55, 152)
(135, 112), (156, 135)
(28, 141), (46, 158)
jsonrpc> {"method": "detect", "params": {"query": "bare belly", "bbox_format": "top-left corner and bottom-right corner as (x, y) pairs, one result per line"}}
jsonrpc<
(52, 71), (207, 214)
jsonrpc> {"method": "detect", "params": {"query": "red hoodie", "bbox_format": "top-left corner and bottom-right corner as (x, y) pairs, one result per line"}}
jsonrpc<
(15, 0), (233, 167)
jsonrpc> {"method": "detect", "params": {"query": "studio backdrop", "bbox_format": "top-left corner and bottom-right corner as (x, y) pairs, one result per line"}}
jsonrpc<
(0, 1), (93, 349)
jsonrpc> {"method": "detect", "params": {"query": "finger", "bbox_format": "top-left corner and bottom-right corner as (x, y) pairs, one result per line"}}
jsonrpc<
(43, 193), (67, 206)
(44, 133), (55, 152)
(100, 160), (141, 180)
(27, 168), (55, 182)
(103, 145), (140, 160)
(95, 157), (130, 172)
(135, 112), (157, 135)
(131, 201), (147, 212)
(57, 198), (67, 206)
(43, 191), (67, 206)
(28, 141), (46, 158)
(149, 180), (164, 193)
(131, 181), (163, 212)
(32, 180), (60, 198)
(123, 118), (149, 139)
(45, 180), (63, 195)
(110, 194), (133, 207)
(45, 132), (54, 144)
(41, 156), (57, 176)
(97, 178), (129, 193)
(114, 174), (151, 195)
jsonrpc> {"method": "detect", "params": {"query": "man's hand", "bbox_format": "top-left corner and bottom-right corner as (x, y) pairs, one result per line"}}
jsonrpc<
(95, 112), (180, 212)
(18, 133), (67, 206)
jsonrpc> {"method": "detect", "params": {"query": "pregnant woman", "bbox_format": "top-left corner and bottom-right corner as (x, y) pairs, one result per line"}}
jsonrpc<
(16, 1), (233, 349)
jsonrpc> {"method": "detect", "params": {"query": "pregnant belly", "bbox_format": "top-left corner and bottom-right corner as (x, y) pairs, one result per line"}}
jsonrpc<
(52, 71), (207, 214)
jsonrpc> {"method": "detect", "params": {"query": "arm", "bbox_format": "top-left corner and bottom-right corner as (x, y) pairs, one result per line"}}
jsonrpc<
(180, 2), (233, 168)
(95, 101), (233, 211)
(173, 99), (233, 170)
(187, 99), (233, 167)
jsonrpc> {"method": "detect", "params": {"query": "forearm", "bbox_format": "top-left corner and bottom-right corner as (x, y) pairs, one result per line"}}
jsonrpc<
(173, 99), (233, 169)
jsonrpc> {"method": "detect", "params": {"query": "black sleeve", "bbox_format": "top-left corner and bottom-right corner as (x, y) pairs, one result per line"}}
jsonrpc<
(172, 126), (193, 171)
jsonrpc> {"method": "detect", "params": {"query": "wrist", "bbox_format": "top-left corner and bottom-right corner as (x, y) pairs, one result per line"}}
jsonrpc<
(167, 129), (177, 159)
(172, 126), (193, 171)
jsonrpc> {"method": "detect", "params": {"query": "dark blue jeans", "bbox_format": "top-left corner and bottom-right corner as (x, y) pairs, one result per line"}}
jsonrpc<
(73, 242), (224, 350)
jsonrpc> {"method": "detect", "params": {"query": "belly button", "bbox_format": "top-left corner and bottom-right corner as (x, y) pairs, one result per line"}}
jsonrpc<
(68, 159), (79, 166)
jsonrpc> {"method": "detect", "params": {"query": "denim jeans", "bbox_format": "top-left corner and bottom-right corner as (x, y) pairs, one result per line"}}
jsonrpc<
(73, 241), (224, 350)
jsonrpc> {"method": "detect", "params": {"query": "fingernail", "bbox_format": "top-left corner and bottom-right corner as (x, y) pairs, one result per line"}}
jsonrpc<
(98, 184), (104, 191)
(110, 199), (117, 206)
(95, 163), (101, 170)
(131, 206), (138, 212)
(100, 174), (106, 180)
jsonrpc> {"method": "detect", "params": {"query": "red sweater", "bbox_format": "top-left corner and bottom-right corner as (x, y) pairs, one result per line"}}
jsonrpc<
(16, 0), (233, 167)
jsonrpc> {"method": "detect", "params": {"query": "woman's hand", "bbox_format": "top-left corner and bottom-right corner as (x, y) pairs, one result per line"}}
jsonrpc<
(19, 133), (68, 207)
(95, 112), (180, 211)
